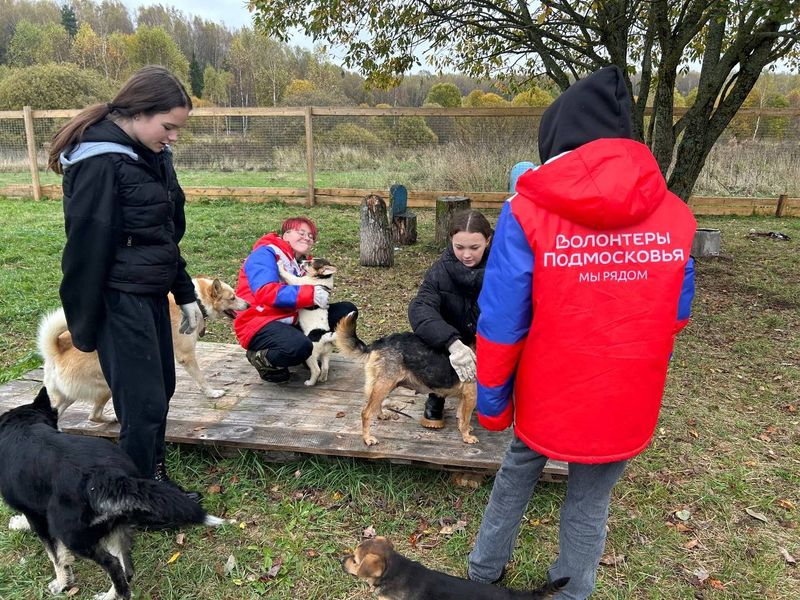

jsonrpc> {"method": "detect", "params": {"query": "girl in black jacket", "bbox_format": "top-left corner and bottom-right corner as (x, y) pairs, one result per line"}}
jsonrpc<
(47, 66), (201, 500)
(408, 209), (493, 428)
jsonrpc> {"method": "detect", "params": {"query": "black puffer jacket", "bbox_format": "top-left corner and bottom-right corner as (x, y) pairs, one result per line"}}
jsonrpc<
(408, 245), (489, 351)
(59, 119), (195, 351)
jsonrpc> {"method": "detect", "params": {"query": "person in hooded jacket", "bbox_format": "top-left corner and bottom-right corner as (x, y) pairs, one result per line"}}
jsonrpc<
(467, 66), (697, 599)
(408, 209), (492, 428)
(235, 216), (358, 383)
(47, 66), (202, 500)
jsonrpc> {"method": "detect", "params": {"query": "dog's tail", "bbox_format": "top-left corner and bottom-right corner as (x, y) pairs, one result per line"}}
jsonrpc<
(334, 311), (369, 360)
(530, 577), (570, 599)
(85, 472), (224, 529)
(37, 308), (70, 362)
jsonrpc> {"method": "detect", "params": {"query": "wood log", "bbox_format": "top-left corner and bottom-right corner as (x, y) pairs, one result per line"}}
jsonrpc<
(392, 213), (417, 245)
(435, 195), (471, 249)
(359, 194), (394, 267)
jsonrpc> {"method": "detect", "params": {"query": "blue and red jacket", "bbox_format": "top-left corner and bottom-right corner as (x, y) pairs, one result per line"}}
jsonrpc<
(234, 233), (315, 348)
(477, 138), (696, 463)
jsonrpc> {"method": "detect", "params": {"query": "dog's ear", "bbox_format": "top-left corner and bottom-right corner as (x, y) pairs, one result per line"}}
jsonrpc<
(212, 278), (222, 296)
(33, 386), (52, 410)
(319, 265), (337, 276)
(357, 552), (386, 579)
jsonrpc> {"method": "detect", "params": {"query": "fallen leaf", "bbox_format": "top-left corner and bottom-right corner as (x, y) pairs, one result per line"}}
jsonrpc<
(689, 429), (699, 439)
(266, 557), (283, 578)
(363, 526), (376, 539)
(175, 533), (185, 546)
(684, 539), (700, 549)
(779, 547), (796, 565)
(776, 499), (796, 511)
(708, 578), (725, 590)
(336, 411), (346, 418)
(230, 475), (239, 484)
(66, 587), (79, 597)
(166, 552), (181, 565)
(674, 509), (691, 521)
(599, 553), (625, 566)
(693, 568), (709, 584)
(674, 523), (691, 533)
(745, 507), (769, 523)
(294, 470), (302, 479)
(305, 548), (320, 558)
(207, 484), (222, 494)
(224, 554), (236, 576)
(439, 520), (467, 536)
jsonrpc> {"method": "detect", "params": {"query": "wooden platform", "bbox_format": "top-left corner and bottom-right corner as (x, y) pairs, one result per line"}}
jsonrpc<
(0, 342), (567, 479)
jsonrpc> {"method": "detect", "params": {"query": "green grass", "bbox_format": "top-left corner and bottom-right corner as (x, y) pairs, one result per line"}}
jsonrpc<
(0, 198), (798, 599)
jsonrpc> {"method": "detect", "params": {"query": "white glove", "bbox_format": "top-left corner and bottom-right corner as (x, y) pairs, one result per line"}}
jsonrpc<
(179, 301), (203, 334)
(313, 286), (330, 309)
(448, 339), (476, 382)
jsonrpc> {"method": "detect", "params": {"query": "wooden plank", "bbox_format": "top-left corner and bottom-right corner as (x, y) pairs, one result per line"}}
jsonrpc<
(0, 110), (23, 119)
(0, 342), (567, 478)
(189, 107), (306, 117)
(181, 187), (306, 197)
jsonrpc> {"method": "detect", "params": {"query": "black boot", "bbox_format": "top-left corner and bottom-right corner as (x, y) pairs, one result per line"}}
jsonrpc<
(154, 462), (203, 503)
(420, 394), (445, 429)
(246, 349), (290, 383)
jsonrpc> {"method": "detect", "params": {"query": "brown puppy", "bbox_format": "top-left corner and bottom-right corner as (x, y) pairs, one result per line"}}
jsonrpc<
(342, 536), (568, 599)
(335, 312), (478, 446)
(38, 277), (248, 423)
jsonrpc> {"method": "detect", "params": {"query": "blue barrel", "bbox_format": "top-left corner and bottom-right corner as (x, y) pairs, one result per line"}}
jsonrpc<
(509, 161), (537, 193)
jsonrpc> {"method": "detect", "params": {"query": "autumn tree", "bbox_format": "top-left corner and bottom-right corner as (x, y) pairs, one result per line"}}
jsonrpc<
(127, 25), (189, 82)
(425, 82), (461, 107)
(252, 0), (800, 200)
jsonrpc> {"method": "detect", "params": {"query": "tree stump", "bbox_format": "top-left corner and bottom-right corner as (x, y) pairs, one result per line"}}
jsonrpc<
(392, 214), (417, 245)
(435, 195), (471, 249)
(359, 194), (394, 267)
(691, 228), (721, 257)
(389, 184), (417, 245)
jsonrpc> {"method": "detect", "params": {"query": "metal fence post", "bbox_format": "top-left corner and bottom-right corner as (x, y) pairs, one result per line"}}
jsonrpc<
(304, 106), (315, 207)
(22, 106), (41, 201)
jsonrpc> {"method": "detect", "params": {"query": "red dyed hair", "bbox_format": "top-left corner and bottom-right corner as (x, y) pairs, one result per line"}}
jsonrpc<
(280, 216), (317, 240)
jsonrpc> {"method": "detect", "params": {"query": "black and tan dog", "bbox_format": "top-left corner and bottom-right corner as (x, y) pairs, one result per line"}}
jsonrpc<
(335, 312), (478, 446)
(342, 536), (568, 599)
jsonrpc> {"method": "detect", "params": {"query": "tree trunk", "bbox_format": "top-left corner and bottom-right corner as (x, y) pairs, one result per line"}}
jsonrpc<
(359, 194), (394, 267)
(392, 214), (417, 245)
(435, 196), (470, 250)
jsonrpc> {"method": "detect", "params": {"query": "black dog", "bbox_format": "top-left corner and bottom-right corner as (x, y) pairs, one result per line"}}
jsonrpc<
(342, 536), (569, 599)
(0, 387), (223, 600)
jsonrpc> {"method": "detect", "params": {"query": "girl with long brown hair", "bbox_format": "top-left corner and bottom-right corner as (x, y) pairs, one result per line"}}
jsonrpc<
(51, 65), (201, 500)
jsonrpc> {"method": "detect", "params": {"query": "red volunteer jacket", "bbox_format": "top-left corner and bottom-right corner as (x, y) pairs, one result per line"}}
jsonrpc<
(476, 138), (697, 463)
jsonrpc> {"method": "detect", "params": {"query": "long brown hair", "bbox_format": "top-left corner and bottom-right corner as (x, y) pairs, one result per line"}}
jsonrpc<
(48, 65), (192, 173)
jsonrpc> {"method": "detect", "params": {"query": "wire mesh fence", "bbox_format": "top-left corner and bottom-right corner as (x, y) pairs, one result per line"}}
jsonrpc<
(0, 107), (798, 202)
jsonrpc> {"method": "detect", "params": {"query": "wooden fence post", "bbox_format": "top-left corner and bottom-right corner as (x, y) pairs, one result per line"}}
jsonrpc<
(22, 106), (41, 201)
(435, 195), (470, 249)
(775, 194), (787, 218)
(304, 106), (315, 207)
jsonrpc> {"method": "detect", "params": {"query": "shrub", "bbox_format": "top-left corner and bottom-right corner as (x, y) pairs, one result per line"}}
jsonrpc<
(317, 122), (381, 149)
(0, 63), (115, 110)
(425, 83), (461, 108)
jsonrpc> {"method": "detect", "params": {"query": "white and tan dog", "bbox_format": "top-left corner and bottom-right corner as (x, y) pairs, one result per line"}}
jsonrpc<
(277, 258), (337, 387)
(38, 277), (248, 424)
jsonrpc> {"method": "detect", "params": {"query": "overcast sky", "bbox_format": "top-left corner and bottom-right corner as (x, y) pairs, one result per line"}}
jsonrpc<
(120, 0), (256, 30)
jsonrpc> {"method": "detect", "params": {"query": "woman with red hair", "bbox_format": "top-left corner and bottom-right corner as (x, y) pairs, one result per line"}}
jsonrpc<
(234, 216), (357, 383)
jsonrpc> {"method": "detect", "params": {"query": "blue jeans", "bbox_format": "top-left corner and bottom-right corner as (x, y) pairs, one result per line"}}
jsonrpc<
(468, 434), (627, 599)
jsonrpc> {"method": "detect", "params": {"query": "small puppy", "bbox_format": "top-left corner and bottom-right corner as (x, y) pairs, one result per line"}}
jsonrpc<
(39, 276), (248, 423)
(0, 387), (224, 600)
(335, 312), (478, 446)
(342, 536), (568, 599)
(277, 257), (337, 386)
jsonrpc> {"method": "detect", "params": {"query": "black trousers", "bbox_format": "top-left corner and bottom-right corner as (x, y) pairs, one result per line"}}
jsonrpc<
(248, 301), (357, 367)
(96, 289), (174, 478)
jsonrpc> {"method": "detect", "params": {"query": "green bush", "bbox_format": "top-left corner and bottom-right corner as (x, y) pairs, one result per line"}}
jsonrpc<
(0, 63), (115, 110)
(425, 83), (461, 108)
(317, 122), (381, 149)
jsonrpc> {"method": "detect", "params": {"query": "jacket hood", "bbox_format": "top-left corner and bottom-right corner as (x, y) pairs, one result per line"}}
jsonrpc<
(538, 65), (632, 163)
(516, 138), (667, 229)
(60, 119), (163, 168)
(252, 232), (289, 253)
